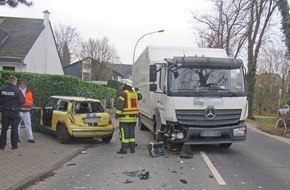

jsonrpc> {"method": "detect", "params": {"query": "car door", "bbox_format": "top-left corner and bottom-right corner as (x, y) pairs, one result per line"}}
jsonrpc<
(42, 97), (59, 128)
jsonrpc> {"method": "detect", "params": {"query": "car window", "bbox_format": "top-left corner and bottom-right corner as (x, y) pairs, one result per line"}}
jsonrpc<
(74, 102), (104, 114)
(44, 98), (59, 109)
(55, 101), (69, 112)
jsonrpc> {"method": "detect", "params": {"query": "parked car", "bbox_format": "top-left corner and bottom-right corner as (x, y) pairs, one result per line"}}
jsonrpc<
(31, 96), (114, 144)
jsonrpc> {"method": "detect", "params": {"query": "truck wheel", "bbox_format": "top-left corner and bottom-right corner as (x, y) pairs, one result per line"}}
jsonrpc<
(56, 124), (71, 144)
(140, 122), (148, 131)
(102, 134), (113, 142)
(219, 143), (232, 148)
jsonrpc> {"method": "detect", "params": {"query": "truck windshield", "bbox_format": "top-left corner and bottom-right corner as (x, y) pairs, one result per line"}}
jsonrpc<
(168, 65), (246, 97)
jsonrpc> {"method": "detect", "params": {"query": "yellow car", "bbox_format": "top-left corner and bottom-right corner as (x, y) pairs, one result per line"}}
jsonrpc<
(31, 96), (114, 144)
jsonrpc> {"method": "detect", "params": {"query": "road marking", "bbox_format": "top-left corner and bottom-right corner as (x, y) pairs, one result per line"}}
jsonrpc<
(200, 151), (226, 185)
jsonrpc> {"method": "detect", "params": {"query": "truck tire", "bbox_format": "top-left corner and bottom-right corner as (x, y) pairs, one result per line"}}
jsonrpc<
(56, 124), (71, 144)
(219, 143), (232, 148)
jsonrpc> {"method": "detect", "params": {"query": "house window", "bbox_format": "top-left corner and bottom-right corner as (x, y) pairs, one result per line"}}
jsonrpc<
(3, 66), (15, 71)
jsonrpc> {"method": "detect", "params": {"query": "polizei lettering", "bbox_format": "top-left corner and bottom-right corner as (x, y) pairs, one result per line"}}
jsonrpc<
(2, 91), (15, 96)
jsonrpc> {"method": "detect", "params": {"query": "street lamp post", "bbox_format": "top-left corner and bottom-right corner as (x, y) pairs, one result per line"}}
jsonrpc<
(132, 30), (165, 64)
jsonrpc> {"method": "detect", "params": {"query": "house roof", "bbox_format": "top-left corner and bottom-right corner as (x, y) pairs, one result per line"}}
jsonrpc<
(108, 63), (132, 78)
(0, 16), (44, 59)
(65, 57), (132, 79)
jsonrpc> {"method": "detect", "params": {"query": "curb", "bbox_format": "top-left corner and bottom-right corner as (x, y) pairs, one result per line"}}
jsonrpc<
(6, 144), (93, 190)
(247, 122), (290, 145)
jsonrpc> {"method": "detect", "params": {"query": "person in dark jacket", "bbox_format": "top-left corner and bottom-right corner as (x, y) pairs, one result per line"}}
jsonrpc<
(0, 76), (25, 150)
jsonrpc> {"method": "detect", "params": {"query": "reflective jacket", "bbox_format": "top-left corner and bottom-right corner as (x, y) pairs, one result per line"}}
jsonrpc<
(115, 90), (139, 122)
(20, 89), (34, 111)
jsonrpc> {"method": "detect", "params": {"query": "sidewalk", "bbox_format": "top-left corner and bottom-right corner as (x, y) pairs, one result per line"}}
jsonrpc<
(0, 115), (119, 190)
(0, 127), (93, 190)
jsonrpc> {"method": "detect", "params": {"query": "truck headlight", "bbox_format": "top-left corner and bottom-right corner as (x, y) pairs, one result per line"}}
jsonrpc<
(233, 127), (246, 136)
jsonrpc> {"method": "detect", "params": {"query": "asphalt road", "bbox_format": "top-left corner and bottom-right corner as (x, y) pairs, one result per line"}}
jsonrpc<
(26, 123), (290, 190)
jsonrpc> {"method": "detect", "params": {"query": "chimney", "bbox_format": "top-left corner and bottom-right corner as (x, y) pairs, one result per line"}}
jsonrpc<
(43, 10), (50, 26)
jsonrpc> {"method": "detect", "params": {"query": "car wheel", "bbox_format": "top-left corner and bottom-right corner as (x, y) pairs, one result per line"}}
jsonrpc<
(102, 134), (113, 142)
(219, 143), (232, 148)
(56, 124), (71, 144)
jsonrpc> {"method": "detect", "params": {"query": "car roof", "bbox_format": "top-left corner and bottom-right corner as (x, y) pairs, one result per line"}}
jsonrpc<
(51, 96), (101, 102)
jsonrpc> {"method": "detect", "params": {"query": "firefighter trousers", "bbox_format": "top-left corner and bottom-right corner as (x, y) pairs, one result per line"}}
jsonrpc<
(119, 122), (136, 149)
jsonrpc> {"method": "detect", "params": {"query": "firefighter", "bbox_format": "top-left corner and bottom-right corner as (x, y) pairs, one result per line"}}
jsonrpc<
(115, 79), (142, 154)
(0, 76), (25, 150)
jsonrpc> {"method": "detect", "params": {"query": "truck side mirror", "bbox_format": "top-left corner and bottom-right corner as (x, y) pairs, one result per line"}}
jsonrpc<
(150, 65), (157, 82)
(149, 84), (157, 92)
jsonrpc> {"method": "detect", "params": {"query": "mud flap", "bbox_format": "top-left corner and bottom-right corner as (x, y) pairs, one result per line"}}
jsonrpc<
(147, 142), (165, 157)
(179, 144), (193, 159)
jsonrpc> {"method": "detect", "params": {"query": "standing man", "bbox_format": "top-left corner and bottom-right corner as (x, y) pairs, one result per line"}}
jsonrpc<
(0, 76), (25, 150)
(115, 79), (142, 154)
(18, 80), (35, 143)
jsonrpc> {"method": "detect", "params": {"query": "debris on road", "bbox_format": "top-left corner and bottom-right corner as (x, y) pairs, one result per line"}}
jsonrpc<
(122, 169), (150, 180)
(209, 174), (214, 178)
(147, 142), (165, 157)
(179, 179), (188, 184)
(122, 170), (139, 177)
(138, 170), (150, 180)
(67, 163), (76, 166)
(123, 179), (134, 184)
(81, 151), (87, 154)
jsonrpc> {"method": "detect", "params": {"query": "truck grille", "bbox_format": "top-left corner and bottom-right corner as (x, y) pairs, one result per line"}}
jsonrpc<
(176, 109), (241, 127)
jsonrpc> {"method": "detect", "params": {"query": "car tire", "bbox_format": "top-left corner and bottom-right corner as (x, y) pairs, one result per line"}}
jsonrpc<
(56, 124), (71, 144)
(101, 134), (113, 142)
(219, 143), (232, 148)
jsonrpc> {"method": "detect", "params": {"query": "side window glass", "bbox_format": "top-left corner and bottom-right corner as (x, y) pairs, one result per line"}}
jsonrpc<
(44, 98), (59, 109)
(56, 101), (68, 112)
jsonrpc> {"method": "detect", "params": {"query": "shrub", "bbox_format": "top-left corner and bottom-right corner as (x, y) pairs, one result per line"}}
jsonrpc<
(0, 71), (115, 106)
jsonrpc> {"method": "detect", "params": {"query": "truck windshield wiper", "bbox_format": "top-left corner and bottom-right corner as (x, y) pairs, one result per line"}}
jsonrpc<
(219, 89), (237, 97)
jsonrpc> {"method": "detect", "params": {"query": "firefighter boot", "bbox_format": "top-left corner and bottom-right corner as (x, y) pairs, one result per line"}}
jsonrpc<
(117, 148), (127, 154)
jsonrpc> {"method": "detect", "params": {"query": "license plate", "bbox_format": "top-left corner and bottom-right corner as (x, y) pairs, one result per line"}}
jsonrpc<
(200, 131), (221, 137)
(83, 117), (101, 123)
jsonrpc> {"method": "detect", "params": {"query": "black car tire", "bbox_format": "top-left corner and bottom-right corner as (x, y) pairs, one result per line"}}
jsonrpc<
(101, 134), (113, 142)
(56, 124), (71, 144)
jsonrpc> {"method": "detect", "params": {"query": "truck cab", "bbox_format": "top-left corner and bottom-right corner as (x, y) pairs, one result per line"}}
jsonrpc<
(133, 46), (247, 148)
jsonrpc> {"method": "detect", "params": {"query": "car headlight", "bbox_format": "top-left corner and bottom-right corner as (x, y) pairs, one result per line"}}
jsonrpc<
(233, 127), (246, 136)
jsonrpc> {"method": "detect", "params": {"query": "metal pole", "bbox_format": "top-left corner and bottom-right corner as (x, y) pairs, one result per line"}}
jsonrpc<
(132, 30), (164, 64)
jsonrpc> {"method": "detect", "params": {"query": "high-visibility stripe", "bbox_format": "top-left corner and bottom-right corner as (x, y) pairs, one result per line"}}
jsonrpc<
(119, 117), (137, 122)
(118, 96), (125, 101)
(120, 127), (130, 143)
(129, 138), (136, 143)
(116, 110), (122, 114)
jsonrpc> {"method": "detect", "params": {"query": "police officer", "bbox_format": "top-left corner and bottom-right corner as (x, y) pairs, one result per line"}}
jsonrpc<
(0, 76), (25, 150)
(115, 79), (142, 154)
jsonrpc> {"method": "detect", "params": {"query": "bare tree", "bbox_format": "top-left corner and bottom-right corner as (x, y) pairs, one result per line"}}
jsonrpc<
(79, 37), (120, 81)
(246, 0), (278, 118)
(0, 0), (32, 7)
(193, 0), (279, 118)
(192, 0), (249, 57)
(53, 24), (82, 67)
(258, 43), (289, 96)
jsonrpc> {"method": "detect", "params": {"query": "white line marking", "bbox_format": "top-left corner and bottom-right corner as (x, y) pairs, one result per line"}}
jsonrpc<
(200, 151), (226, 185)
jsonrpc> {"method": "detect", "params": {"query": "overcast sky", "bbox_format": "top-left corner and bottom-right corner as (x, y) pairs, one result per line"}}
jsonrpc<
(0, 0), (212, 64)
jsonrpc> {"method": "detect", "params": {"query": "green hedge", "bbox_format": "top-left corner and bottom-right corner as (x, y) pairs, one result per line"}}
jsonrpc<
(107, 79), (123, 97)
(0, 71), (115, 106)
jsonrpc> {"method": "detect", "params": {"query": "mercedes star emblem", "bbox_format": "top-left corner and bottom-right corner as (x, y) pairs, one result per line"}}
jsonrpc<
(205, 107), (216, 120)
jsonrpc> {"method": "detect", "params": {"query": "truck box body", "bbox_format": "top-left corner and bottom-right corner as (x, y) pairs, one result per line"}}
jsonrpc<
(133, 46), (247, 146)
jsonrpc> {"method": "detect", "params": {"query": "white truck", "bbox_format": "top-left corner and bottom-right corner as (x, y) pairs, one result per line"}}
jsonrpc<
(132, 46), (247, 148)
